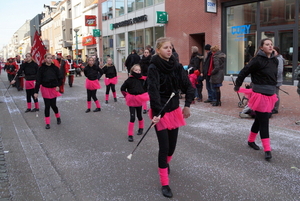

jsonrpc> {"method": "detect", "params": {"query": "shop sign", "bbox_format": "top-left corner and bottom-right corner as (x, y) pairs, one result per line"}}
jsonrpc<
(85, 15), (97, 26)
(111, 15), (147, 29)
(231, 24), (251, 41)
(156, 11), (168, 24)
(205, 0), (217, 13)
(82, 35), (97, 46)
(93, 29), (101, 37)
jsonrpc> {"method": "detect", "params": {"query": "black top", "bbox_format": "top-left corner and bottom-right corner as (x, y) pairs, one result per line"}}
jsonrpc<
(121, 75), (147, 95)
(17, 61), (39, 80)
(35, 63), (63, 93)
(102, 65), (117, 78)
(139, 55), (151, 76)
(84, 64), (103, 80)
(147, 55), (194, 117)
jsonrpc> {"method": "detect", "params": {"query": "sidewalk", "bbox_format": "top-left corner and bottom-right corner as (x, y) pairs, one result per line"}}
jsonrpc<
(118, 72), (300, 131)
(188, 78), (300, 132)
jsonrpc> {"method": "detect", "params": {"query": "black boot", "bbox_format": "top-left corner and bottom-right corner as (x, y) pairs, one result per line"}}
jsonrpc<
(128, 136), (133, 142)
(248, 142), (260, 150)
(161, 185), (173, 198)
(114, 98), (117, 102)
(85, 109), (91, 113)
(25, 109), (31, 113)
(57, 118), (61, 125)
(93, 108), (101, 112)
(265, 151), (272, 160)
(137, 128), (143, 135)
(45, 124), (50, 129)
(212, 101), (221, 106)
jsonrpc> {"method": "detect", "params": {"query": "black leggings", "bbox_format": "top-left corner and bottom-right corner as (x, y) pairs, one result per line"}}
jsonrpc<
(87, 89), (98, 101)
(26, 89), (38, 103)
(155, 128), (179, 168)
(214, 87), (221, 102)
(43, 98), (59, 117)
(251, 111), (269, 139)
(106, 84), (116, 94)
(129, 106), (143, 122)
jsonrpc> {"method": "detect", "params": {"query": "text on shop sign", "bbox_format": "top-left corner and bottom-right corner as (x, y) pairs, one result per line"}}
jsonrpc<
(112, 15), (147, 29)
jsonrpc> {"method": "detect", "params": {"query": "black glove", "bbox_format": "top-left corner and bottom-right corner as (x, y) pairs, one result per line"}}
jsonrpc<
(234, 85), (240, 92)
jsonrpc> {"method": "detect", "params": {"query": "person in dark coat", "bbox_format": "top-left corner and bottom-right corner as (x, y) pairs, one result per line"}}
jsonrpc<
(84, 57), (103, 113)
(34, 53), (63, 129)
(146, 45), (155, 56)
(11, 53), (39, 112)
(125, 50), (141, 76)
(171, 44), (179, 63)
(139, 49), (151, 113)
(234, 38), (278, 160)
(188, 46), (204, 101)
(209, 45), (226, 106)
(120, 64), (148, 142)
(202, 44), (215, 103)
(147, 37), (194, 198)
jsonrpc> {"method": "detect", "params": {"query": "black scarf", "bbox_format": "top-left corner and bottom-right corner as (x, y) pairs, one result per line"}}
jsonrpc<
(131, 71), (142, 79)
(150, 55), (175, 74)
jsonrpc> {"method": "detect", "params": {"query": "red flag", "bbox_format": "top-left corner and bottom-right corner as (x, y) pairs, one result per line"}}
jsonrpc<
(31, 31), (47, 66)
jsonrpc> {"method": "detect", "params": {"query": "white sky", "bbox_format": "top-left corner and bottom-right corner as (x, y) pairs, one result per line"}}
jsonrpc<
(0, 0), (50, 48)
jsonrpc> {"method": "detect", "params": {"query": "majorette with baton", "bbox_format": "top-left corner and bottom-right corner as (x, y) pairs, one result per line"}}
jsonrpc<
(147, 37), (194, 198)
(83, 56), (103, 113)
(11, 53), (39, 113)
(120, 64), (149, 142)
(101, 58), (118, 103)
(34, 53), (63, 129)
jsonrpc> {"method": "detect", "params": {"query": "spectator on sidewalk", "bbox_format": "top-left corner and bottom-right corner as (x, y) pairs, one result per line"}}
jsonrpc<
(272, 46), (284, 114)
(202, 44), (214, 103)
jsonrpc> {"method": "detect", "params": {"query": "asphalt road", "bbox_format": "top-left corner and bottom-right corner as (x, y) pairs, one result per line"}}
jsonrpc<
(0, 71), (299, 201)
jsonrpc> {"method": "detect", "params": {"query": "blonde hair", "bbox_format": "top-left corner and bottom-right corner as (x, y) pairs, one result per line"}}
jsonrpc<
(210, 45), (220, 52)
(130, 64), (141, 74)
(155, 37), (172, 50)
(191, 46), (198, 53)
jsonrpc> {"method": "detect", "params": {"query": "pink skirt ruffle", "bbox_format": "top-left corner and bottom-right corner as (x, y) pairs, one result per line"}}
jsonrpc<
(126, 93), (149, 107)
(238, 88), (278, 113)
(85, 79), (101, 90)
(25, 80), (35, 89)
(149, 107), (186, 131)
(104, 76), (118, 85)
(41, 86), (61, 99)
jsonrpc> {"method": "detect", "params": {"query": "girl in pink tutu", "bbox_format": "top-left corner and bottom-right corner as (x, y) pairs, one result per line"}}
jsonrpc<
(147, 37), (194, 198)
(11, 53), (39, 113)
(234, 38), (278, 161)
(34, 53), (63, 129)
(84, 57), (103, 113)
(101, 58), (118, 103)
(120, 64), (149, 142)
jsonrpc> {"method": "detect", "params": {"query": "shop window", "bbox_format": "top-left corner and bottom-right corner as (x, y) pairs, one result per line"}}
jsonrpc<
(103, 35), (114, 61)
(107, 0), (113, 19)
(262, 2), (271, 23)
(154, 26), (164, 42)
(128, 0), (135, 13)
(117, 33), (125, 48)
(145, 27), (154, 49)
(128, 31), (135, 52)
(136, 29), (144, 56)
(285, 0), (295, 20)
(115, 0), (124, 17)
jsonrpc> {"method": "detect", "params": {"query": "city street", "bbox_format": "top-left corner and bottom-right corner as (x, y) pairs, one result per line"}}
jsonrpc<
(0, 71), (300, 201)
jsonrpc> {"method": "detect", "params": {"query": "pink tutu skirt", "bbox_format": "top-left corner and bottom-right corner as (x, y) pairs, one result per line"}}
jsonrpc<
(238, 88), (278, 113)
(41, 86), (61, 99)
(149, 107), (186, 131)
(85, 79), (101, 90)
(126, 93), (149, 107)
(104, 76), (118, 85)
(25, 80), (35, 90)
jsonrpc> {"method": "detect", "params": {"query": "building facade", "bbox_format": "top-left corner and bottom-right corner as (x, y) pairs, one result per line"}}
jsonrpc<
(99, 0), (165, 71)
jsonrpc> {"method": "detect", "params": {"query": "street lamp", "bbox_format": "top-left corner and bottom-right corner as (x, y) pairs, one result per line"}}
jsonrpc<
(74, 28), (80, 65)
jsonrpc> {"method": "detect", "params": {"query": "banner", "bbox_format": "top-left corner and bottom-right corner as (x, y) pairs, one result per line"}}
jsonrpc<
(31, 31), (47, 66)
(85, 15), (97, 26)
(82, 35), (97, 46)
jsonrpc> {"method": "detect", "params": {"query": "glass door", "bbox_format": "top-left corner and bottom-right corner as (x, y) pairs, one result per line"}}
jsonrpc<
(261, 29), (294, 84)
